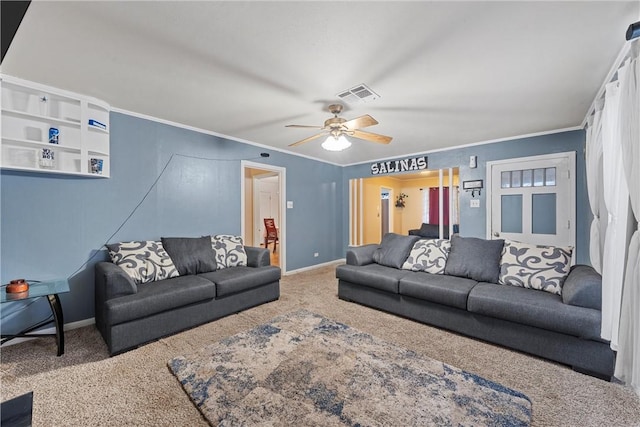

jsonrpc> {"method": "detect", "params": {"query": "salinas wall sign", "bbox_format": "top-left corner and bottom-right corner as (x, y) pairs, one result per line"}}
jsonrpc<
(370, 156), (428, 175)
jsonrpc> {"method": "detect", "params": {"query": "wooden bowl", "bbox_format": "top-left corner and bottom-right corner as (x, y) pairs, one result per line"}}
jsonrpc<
(6, 279), (29, 293)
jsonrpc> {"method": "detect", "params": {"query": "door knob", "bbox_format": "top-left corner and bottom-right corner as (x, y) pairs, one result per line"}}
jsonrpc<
(493, 232), (500, 237)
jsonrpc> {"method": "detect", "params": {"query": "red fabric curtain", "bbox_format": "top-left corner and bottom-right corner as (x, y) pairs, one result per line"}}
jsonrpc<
(428, 187), (450, 225)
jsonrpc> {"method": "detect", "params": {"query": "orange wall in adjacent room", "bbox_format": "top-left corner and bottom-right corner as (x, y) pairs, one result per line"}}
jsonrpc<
(359, 172), (459, 243)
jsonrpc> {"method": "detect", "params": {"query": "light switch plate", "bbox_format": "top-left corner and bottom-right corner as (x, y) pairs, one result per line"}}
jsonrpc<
(469, 155), (477, 169)
(287, 201), (293, 209)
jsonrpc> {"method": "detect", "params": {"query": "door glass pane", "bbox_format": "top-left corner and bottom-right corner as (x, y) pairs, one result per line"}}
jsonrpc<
(545, 167), (556, 186)
(501, 171), (511, 188)
(501, 195), (523, 233)
(511, 170), (522, 188)
(533, 168), (545, 186)
(522, 169), (532, 187)
(532, 193), (556, 234)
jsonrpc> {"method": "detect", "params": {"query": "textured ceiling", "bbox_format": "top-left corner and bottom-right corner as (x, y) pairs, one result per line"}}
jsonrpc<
(3, 1), (638, 165)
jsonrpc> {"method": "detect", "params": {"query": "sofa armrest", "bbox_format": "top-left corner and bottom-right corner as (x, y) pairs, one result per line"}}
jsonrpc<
(346, 244), (379, 266)
(95, 262), (138, 301)
(562, 264), (601, 310)
(245, 246), (271, 267)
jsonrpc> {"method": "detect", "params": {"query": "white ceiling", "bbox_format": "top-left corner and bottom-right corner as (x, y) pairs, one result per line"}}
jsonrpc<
(3, 1), (638, 166)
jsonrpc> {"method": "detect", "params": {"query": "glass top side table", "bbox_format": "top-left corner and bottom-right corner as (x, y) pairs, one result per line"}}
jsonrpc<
(1, 279), (70, 356)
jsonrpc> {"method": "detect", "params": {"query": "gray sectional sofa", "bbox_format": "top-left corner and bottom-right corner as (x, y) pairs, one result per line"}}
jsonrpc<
(336, 233), (615, 379)
(95, 236), (280, 355)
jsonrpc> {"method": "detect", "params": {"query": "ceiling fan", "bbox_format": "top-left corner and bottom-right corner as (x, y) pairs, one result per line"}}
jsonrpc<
(286, 104), (392, 150)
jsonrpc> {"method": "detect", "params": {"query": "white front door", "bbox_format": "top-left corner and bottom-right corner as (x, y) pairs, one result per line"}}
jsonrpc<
(487, 152), (575, 250)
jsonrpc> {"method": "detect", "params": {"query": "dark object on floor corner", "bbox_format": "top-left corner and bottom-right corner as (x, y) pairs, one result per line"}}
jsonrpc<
(1, 391), (33, 427)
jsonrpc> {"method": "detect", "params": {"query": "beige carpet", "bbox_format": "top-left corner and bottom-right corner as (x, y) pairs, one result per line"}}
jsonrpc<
(1, 263), (639, 426)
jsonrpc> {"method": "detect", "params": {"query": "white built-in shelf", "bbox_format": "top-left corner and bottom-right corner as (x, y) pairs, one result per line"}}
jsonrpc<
(1, 75), (111, 178)
(2, 137), (81, 153)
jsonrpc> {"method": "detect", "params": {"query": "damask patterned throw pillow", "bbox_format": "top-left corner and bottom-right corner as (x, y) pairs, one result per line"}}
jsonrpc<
(106, 240), (180, 284)
(211, 235), (248, 269)
(401, 239), (451, 274)
(499, 240), (573, 295)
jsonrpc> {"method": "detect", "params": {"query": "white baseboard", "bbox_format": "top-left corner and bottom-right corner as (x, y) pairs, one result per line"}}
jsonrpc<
(284, 259), (345, 276)
(1, 317), (95, 348)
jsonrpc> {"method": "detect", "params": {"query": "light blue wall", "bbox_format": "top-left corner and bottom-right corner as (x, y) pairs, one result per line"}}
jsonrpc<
(342, 130), (589, 264)
(0, 112), (344, 331)
(0, 118), (588, 333)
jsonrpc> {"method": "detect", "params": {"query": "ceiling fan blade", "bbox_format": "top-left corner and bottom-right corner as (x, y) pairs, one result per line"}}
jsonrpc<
(342, 114), (378, 130)
(288, 132), (326, 147)
(351, 129), (392, 144)
(285, 124), (324, 129)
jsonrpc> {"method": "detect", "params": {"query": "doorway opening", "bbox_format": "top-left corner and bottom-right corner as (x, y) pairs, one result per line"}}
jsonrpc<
(241, 161), (286, 271)
(349, 168), (459, 245)
(381, 187), (393, 239)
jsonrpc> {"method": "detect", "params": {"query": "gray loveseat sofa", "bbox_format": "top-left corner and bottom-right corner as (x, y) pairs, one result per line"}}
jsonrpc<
(95, 236), (280, 355)
(336, 233), (615, 379)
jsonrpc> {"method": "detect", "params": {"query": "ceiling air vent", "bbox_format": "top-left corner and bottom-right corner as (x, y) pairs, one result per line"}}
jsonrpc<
(337, 84), (379, 105)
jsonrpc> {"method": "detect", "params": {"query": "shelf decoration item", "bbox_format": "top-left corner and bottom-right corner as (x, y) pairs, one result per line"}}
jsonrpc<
(90, 158), (103, 174)
(48, 127), (59, 144)
(40, 148), (55, 169)
(395, 192), (409, 208)
(88, 119), (107, 130)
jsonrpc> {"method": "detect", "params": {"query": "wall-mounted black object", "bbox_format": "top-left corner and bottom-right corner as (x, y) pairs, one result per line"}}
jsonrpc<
(260, 153), (270, 157)
(1, 1), (31, 63)
(627, 21), (640, 41)
(462, 179), (484, 197)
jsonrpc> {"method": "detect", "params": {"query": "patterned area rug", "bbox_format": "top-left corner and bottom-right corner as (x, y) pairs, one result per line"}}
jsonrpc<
(168, 310), (532, 426)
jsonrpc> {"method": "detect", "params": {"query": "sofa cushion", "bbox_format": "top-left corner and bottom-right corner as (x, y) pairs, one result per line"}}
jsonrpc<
(373, 233), (420, 269)
(105, 275), (215, 325)
(401, 239), (451, 274)
(467, 282), (601, 340)
(399, 272), (477, 309)
(562, 265), (602, 309)
(161, 237), (217, 276)
(106, 240), (179, 284)
(336, 263), (411, 294)
(211, 235), (248, 269)
(199, 266), (281, 298)
(499, 240), (573, 295)
(444, 235), (504, 283)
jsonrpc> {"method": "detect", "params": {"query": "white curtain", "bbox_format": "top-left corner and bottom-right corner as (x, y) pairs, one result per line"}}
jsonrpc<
(614, 52), (640, 394)
(585, 109), (604, 273)
(600, 81), (631, 349)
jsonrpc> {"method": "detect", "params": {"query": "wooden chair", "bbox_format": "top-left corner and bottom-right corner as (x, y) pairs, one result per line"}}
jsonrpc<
(263, 218), (279, 253)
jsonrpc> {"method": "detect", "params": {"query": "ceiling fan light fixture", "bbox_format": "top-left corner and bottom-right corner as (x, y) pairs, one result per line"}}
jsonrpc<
(321, 134), (352, 151)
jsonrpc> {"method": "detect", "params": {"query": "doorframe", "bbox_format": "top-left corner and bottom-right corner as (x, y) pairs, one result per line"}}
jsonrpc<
(485, 151), (576, 249)
(241, 161), (286, 273)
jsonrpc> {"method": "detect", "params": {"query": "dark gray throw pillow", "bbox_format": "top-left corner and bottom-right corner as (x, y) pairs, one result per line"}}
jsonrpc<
(161, 236), (217, 276)
(444, 235), (504, 283)
(373, 233), (420, 269)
